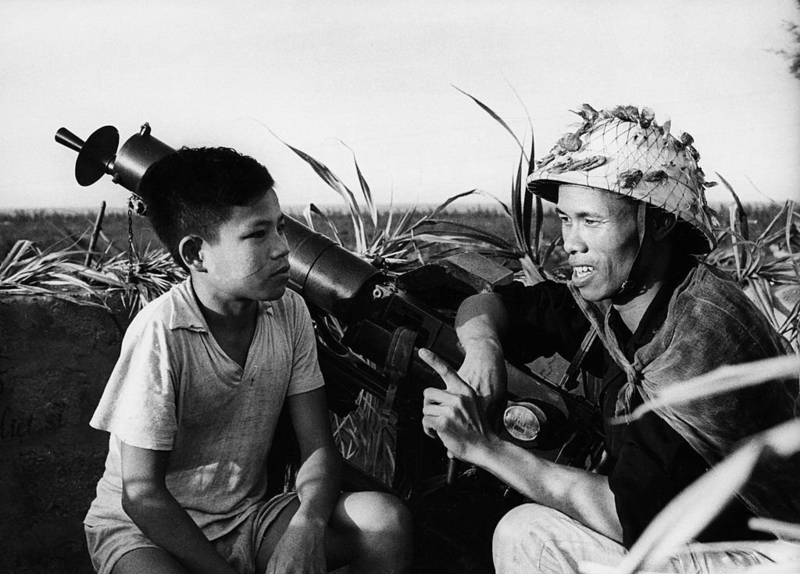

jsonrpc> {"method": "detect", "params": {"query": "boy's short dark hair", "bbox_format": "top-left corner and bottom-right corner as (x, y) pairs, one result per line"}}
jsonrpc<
(141, 147), (275, 270)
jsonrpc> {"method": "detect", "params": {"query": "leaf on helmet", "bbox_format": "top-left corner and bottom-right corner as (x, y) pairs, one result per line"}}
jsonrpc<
(535, 153), (556, 168)
(618, 169), (643, 188)
(557, 132), (583, 152)
(639, 107), (655, 129)
(571, 103), (599, 124)
(644, 170), (669, 183)
(570, 155), (608, 172)
(661, 119), (672, 137)
(548, 156), (575, 174)
(612, 105), (640, 123)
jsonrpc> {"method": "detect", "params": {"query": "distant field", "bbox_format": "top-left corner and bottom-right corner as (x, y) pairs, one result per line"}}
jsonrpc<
(0, 201), (787, 262)
(0, 205), (524, 262)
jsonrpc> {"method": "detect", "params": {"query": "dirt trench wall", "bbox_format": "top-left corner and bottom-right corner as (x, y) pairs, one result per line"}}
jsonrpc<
(0, 293), (129, 574)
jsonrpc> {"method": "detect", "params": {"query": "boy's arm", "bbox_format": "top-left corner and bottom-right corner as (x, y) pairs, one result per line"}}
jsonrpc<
(265, 387), (342, 573)
(120, 442), (239, 574)
(288, 387), (342, 523)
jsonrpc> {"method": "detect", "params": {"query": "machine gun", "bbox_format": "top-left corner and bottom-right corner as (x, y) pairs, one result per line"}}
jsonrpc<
(55, 123), (604, 502)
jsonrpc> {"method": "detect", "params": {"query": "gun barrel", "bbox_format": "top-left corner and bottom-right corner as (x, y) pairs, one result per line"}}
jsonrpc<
(55, 128), (84, 153)
(284, 217), (382, 320)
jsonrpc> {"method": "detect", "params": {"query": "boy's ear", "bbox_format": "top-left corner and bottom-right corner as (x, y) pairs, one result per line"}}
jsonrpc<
(178, 236), (206, 272)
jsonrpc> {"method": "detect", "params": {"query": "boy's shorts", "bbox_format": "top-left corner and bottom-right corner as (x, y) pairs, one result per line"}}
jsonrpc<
(85, 492), (297, 574)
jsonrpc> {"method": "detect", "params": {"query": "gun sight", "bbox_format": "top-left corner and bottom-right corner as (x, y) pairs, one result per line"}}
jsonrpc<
(55, 123), (175, 199)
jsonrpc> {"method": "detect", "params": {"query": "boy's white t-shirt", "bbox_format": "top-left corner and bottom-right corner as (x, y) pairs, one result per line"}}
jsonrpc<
(84, 279), (324, 539)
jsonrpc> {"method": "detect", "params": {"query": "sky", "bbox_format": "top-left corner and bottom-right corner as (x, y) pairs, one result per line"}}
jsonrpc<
(1, 0), (799, 213)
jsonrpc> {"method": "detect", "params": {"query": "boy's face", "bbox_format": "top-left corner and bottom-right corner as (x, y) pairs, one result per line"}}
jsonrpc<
(198, 187), (291, 303)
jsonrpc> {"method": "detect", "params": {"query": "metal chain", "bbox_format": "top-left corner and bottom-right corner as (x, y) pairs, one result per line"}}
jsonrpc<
(126, 196), (137, 283)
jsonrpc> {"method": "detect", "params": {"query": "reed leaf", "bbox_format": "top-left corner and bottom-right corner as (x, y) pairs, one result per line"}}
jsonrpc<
(736, 564), (800, 574)
(337, 139), (379, 233)
(717, 171), (750, 241)
(783, 201), (800, 277)
(0, 240), (34, 277)
(458, 87), (549, 283)
(302, 204), (344, 245)
(614, 355), (799, 425)
(748, 518), (800, 542)
(511, 148), (528, 255)
(756, 202), (792, 245)
(601, 440), (761, 573)
(582, 418), (800, 574)
(452, 85), (529, 164)
(276, 136), (367, 252)
(412, 219), (517, 249)
(385, 205), (419, 244)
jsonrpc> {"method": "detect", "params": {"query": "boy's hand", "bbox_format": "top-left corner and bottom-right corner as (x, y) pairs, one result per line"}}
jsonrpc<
(266, 514), (327, 574)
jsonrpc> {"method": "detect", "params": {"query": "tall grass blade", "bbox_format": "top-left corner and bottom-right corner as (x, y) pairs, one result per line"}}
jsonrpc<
(729, 204), (745, 280)
(610, 440), (762, 573)
(525, 132), (543, 266)
(749, 277), (780, 328)
(511, 148), (537, 262)
(511, 154), (525, 249)
(389, 205), (419, 241)
(383, 193), (399, 243)
(453, 85), (529, 163)
(519, 253), (546, 285)
(748, 518), (800, 542)
(0, 240), (35, 278)
(533, 195), (544, 264)
(303, 204), (344, 245)
(338, 139), (379, 232)
(717, 172), (749, 240)
(276, 136), (367, 252)
(784, 201), (799, 277)
(756, 202), (791, 245)
(423, 189), (512, 223)
(583, 418), (800, 574)
(614, 355), (799, 425)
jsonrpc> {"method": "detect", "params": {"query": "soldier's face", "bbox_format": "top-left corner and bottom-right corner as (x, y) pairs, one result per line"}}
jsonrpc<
(557, 185), (640, 302)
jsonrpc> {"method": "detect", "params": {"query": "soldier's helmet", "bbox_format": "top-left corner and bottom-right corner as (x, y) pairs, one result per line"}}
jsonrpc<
(528, 105), (718, 254)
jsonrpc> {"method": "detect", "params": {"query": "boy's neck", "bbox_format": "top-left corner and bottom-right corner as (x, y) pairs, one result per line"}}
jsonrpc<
(190, 277), (259, 369)
(191, 277), (258, 324)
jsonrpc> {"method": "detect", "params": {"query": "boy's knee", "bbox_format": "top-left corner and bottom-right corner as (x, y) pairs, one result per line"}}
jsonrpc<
(333, 491), (412, 572)
(348, 491), (412, 537)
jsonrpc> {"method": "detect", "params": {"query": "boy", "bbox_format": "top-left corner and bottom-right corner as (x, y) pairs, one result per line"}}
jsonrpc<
(84, 147), (412, 574)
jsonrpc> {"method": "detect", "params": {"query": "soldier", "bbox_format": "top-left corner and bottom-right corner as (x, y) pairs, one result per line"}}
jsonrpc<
(421, 105), (800, 573)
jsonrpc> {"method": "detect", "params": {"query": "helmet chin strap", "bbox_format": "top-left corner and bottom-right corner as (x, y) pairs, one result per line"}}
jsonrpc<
(615, 202), (648, 299)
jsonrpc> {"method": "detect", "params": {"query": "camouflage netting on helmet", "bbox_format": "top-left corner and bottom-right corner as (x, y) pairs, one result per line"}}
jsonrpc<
(528, 105), (719, 253)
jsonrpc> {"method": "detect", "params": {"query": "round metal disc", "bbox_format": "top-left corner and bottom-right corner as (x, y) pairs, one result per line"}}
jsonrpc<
(504, 403), (543, 442)
(75, 126), (119, 186)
